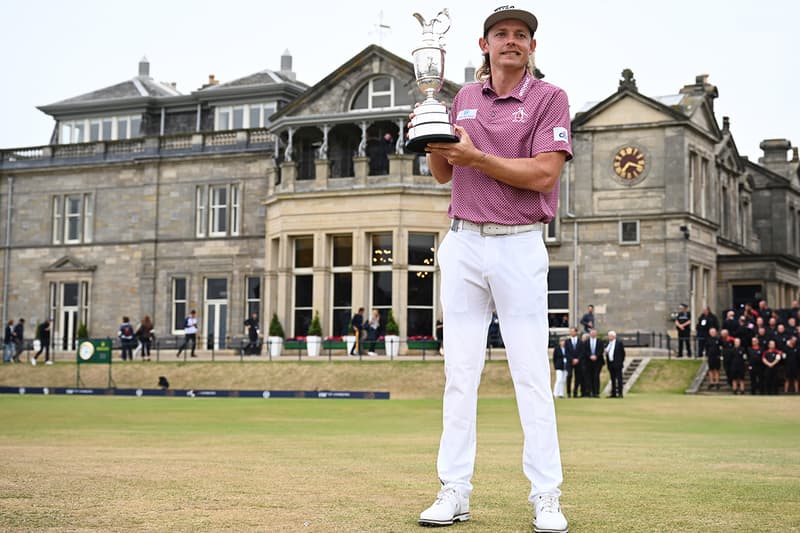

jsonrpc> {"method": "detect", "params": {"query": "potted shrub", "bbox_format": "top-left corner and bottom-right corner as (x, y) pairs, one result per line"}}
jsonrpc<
(306, 311), (323, 357)
(384, 309), (400, 357)
(268, 313), (285, 358)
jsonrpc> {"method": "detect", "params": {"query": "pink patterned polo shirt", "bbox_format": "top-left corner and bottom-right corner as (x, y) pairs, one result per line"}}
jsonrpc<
(448, 71), (572, 225)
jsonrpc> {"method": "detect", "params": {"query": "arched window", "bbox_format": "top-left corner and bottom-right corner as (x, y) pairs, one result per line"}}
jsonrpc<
(351, 76), (412, 110)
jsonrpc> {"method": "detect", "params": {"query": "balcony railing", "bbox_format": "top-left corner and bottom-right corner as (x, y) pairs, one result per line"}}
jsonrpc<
(0, 129), (276, 169)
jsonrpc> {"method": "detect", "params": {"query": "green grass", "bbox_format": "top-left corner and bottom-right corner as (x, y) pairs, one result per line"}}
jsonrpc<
(1, 392), (798, 532)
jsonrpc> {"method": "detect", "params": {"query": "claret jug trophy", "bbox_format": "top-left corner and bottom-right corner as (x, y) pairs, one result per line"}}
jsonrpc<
(405, 8), (459, 154)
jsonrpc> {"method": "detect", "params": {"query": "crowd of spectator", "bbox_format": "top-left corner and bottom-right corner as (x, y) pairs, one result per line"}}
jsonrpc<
(697, 300), (800, 395)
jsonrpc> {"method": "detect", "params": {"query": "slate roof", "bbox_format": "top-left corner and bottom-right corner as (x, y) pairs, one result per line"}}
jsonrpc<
(198, 69), (307, 91)
(46, 76), (181, 106)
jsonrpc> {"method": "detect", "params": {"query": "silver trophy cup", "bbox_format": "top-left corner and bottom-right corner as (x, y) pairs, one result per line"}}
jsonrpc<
(405, 8), (459, 154)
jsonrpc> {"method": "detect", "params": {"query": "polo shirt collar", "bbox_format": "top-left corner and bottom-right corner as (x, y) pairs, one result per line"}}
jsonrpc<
(482, 71), (535, 101)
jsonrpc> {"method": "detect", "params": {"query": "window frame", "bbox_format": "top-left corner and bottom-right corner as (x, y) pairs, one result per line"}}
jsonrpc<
(195, 183), (241, 238)
(171, 277), (188, 335)
(52, 193), (93, 245)
(292, 236), (315, 337)
(351, 76), (399, 110)
(330, 234), (353, 337)
(406, 232), (437, 337)
(619, 220), (640, 245)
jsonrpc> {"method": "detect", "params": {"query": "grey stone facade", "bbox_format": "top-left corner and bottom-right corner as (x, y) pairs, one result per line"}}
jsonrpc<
(1, 53), (799, 352)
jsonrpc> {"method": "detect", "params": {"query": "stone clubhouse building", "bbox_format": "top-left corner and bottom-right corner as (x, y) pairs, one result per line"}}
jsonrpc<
(0, 47), (798, 352)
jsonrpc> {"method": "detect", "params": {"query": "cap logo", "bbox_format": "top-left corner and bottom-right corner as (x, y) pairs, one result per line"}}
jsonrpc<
(494, 5), (516, 12)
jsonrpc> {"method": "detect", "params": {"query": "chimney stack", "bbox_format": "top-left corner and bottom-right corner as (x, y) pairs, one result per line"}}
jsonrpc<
(464, 61), (475, 84)
(138, 56), (150, 78)
(280, 49), (296, 81)
(760, 138), (791, 164)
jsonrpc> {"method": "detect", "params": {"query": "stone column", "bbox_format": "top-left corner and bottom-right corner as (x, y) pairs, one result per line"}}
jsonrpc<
(391, 154), (416, 179)
(314, 160), (330, 188)
(353, 156), (369, 186)
(279, 161), (298, 192)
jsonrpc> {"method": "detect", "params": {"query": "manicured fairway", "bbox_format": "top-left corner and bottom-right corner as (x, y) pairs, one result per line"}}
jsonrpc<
(0, 392), (797, 532)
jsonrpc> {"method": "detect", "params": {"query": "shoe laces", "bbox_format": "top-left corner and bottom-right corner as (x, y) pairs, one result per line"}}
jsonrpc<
(536, 494), (559, 514)
(434, 487), (461, 507)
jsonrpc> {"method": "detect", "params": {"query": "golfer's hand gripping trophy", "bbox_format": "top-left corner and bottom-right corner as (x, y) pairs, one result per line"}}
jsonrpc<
(405, 8), (459, 153)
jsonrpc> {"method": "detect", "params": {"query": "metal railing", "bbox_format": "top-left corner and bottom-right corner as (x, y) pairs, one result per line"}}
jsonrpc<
(5, 331), (679, 364)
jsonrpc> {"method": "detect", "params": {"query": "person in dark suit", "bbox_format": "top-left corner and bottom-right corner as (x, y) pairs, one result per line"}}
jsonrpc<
(705, 328), (722, 390)
(605, 331), (625, 398)
(695, 306), (719, 360)
(563, 327), (582, 398)
(581, 329), (604, 397)
(552, 338), (567, 398)
(674, 303), (692, 358)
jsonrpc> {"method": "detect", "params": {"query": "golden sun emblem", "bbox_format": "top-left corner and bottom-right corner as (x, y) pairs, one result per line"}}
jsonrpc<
(613, 146), (646, 180)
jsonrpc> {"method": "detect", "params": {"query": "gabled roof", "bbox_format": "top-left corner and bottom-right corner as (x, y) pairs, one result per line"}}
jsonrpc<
(269, 44), (461, 128)
(573, 86), (692, 130)
(573, 72), (722, 141)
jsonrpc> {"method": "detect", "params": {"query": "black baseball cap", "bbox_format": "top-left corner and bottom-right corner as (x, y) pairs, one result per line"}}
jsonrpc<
(484, 5), (538, 36)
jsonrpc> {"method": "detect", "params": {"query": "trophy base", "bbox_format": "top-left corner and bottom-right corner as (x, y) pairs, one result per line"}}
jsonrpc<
(405, 133), (459, 154)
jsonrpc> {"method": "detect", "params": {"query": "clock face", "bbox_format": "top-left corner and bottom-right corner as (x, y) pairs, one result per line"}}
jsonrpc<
(78, 341), (95, 361)
(613, 146), (646, 180)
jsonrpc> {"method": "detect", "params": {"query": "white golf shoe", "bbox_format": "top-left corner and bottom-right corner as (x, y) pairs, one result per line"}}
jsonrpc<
(418, 486), (470, 527)
(533, 494), (568, 533)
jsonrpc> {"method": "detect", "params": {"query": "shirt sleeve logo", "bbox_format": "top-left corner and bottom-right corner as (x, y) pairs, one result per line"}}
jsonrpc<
(456, 109), (478, 120)
(553, 126), (569, 142)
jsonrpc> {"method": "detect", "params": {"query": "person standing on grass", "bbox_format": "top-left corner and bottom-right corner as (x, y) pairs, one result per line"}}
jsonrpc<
(761, 339), (782, 395)
(415, 6), (570, 532)
(605, 331), (625, 398)
(552, 338), (567, 399)
(746, 336), (763, 395)
(675, 303), (692, 358)
(783, 336), (799, 394)
(729, 337), (747, 395)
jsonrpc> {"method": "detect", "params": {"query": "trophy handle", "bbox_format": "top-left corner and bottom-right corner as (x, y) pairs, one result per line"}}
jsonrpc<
(432, 8), (451, 36)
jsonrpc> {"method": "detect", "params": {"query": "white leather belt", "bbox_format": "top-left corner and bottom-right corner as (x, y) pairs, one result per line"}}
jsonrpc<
(450, 218), (544, 236)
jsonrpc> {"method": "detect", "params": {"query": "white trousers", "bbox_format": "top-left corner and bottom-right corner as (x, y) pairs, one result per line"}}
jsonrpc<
(553, 369), (566, 398)
(436, 229), (563, 502)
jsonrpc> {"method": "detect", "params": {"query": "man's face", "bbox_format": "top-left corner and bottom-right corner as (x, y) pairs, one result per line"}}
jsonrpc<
(479, 19), (535, 71)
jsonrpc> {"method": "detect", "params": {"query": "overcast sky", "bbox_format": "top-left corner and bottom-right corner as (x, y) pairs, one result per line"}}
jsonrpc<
(1, 0), (798, 161)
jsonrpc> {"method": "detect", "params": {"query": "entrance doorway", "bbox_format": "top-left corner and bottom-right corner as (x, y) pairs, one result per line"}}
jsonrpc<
(732, 284), (762, 312)
(50, 281), (88, 351)
(204, 278), (228, 349)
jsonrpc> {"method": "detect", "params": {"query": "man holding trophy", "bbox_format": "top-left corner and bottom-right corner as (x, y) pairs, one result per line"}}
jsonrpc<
(411, 6), (571, 533)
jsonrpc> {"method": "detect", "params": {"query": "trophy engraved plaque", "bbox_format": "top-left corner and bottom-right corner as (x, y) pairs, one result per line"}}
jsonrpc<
(405, 8), (459, 154)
